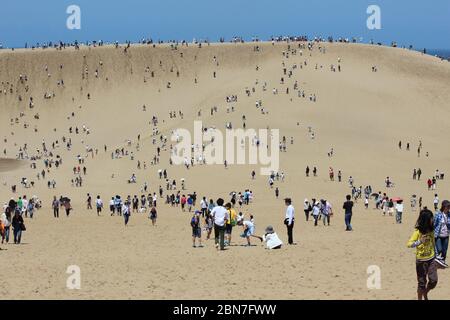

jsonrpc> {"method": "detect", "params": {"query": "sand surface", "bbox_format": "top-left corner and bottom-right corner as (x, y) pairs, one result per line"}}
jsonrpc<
(1, 42), (450, 299)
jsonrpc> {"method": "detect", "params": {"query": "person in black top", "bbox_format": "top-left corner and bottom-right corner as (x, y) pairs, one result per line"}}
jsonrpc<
(12, 209), (25, 244)
(343, 195), (354, 231)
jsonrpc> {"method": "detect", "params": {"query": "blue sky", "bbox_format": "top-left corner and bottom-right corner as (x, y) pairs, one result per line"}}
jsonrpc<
(0, 0), (449, 49)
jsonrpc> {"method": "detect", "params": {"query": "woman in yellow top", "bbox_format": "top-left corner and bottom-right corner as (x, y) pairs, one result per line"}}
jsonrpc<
(407, 208), (438, 300)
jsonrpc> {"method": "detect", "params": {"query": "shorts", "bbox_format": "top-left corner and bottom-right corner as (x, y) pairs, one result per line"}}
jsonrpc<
(192, 227), (201, 238)
(244, 226), (254, 237)
(225, 224), (233, 234)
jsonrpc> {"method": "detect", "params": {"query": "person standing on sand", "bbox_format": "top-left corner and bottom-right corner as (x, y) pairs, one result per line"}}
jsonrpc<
(109, 197), (115, 215)
(149, 206), (157, 226)
(86, 193), (92, 210)
(211, 198), (228, 250)
(284, 198), (295, 245)
(63, 200), (72, 217)
(433, 200), (450, 265)
(12, 209), (25, 244)
(96, 195), (103, 216)
(52, 196), (59, 218)
(123, 201), (131, 226)
(225, 203), (237, 246)
(343, 195), (354, 231)
(433, 194), (439, 210)
(395, 200), (404, 224)
(304, 199), (311, 221)
(191, 211), (203, 248)
(1, 207), (12, 244)
(407, 208), (444, 300)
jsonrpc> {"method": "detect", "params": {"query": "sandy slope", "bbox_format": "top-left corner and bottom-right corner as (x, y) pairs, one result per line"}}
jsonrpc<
(1, 42), (450, 299)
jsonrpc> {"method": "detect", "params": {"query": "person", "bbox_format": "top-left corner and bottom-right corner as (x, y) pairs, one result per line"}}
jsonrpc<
(200, 197), (208, 217)
(181, 194), (187, 212)
(86, 193), (92, 210)
(123, 201), (131, 226)
(395, 200), (404, 224)
(225, 203), (237, 246)
(343, 195), (354, 231)
(12, 209), (25, 244)
(284, 198), (295, 245)
(109, 197), (115, 215)
(52, 196), (59, 218)
(321, 199), (332, 226)
(63, 200), (72, 217)
(0, 218), (4, 249)
(96, 195), (103, 216)
(312, 201), (320, 226)
(211, 198), (228, 250)
(275, 187), (279, 198)
(303, 199), (311, 221)
(433, 194), (439, 210)
(262, 226), (283, 249)
(27, 200), (35, 219)
(204, 213), (213, 240)
(407, 208), (442, 300)
(1, 207), (12, 244)
(187, 195), (193, 212)
(239, 215), (260, 246)
(149, 206), (157, 226)
(434, 200), (450, 264)
(191, 211), (203, 248)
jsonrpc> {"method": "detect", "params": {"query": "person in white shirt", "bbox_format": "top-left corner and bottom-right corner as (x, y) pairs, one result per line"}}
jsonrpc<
(262, 226), (283, 249)
(239, 215), (262, 246)
(96, 195), (103, 216)
(200, 197), (208, 217)
(122, 202), (131, 226)
(284, 198), (295, 245)
(109, 197), (115, 215)
(395, 200), (404, 224)
(434, 194), (439, 210)
(211, 198), (228, 250)
(312, 201), (320, 226)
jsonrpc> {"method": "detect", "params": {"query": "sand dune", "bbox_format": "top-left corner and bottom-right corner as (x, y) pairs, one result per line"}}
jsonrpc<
(1, 41), (450, 299)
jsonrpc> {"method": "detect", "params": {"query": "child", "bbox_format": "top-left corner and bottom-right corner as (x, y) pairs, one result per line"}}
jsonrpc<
(407, 208), (445, 300)
(191, 211), (203, 248)
(239, 215), (261, 246)
(204, 214), (213, 240)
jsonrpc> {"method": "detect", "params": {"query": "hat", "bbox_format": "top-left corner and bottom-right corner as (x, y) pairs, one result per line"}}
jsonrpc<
(304, 198), (309, 203)
(265, 225), (274, 233)
(442, 200), (450, 208)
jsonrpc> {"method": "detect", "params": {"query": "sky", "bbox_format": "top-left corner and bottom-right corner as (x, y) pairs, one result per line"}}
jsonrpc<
(0, 0), (449, 49)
